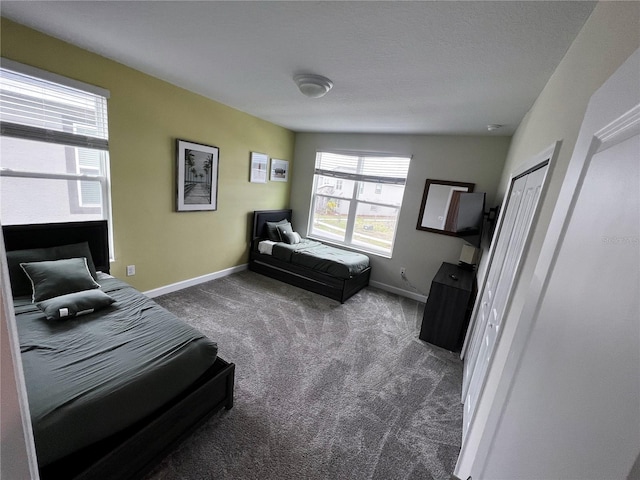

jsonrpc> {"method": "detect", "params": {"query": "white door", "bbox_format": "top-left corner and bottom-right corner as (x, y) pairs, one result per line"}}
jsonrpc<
(461, 161), (549, 437)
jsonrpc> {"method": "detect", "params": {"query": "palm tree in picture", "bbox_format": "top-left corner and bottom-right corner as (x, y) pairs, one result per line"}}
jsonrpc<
(191, 167), (197, 183)
(204, 155), (212, 188)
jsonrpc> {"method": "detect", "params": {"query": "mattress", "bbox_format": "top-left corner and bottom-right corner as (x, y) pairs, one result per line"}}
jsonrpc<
(14, 276), (218, 466)
(260, 238), (370, 279)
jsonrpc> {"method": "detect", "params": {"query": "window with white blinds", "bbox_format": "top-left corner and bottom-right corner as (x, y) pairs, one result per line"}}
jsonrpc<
(0, 60), (113, 256)
(309, 151), (411, 257)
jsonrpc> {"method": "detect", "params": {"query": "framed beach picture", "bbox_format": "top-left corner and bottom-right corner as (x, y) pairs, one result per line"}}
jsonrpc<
(176, 139), (219, 211)
(270, 159), (289, 182)
(250, 151), (268, 183)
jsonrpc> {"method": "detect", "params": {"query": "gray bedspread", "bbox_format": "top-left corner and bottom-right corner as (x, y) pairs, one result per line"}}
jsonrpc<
(14, 277), (218, 466)
(272, 239), (369, 279)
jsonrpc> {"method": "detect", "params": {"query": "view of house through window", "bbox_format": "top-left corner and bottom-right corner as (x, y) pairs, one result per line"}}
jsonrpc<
(309, 151), (411, 257)
(0, 61), (113, 255)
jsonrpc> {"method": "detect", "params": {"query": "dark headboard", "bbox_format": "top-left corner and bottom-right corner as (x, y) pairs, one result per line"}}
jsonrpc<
(3, 220), (111, 274)
(252, 209), (292, 241)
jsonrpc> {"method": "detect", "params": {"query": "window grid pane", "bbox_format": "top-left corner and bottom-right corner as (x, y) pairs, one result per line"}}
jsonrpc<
(352, 203), (399, 253)
(1, 176), (103, 225)
(314, 174), (355, 199)
(311, 195), (349, 242)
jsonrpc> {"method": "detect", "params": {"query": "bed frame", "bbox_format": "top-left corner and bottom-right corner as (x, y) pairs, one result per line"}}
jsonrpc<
(3, 220), (235, 480)
(248, 209), (371, 303)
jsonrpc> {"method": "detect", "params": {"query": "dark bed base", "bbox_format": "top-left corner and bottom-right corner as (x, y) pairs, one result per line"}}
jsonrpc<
(3, 220), (235, 480)
(249, 251), (371, 304)
(249, 209), (371, 303)
(40, 358), (235, 480)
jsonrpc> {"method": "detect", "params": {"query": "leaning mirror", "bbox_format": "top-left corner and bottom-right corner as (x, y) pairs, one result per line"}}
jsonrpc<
(416, 179), (475, 236)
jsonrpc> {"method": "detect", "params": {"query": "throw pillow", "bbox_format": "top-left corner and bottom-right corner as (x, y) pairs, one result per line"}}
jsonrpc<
(265, 219), (289, 241)
(37, 289), (116, 320)
(276, 222), (294, 241)
(283, 231), (301, 244)
(21, 257), (101, 303)
(6, 242), (97, 297)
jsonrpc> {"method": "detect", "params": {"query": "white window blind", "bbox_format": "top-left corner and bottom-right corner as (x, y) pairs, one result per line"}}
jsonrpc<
(314, 151), (410, 185)
(0, 66), (109, 149)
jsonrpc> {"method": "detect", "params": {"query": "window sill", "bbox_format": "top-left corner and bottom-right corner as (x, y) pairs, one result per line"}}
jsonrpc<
(307, 235), (392, 259)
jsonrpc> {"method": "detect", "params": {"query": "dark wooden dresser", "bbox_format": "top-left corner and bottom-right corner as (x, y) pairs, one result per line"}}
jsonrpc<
(419, 262), (476, 351)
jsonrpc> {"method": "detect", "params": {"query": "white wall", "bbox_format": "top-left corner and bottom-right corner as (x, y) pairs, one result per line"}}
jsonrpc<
(456, 2), (640, 478)
(290, 133), (510, 298)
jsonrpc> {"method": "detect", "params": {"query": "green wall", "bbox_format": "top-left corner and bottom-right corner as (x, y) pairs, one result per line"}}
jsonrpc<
(1, 18), (295, 291)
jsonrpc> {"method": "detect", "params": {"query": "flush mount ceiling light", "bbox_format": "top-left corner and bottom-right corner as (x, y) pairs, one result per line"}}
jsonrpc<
(294, 74), (333, 98)
(487, 124), (503, 132)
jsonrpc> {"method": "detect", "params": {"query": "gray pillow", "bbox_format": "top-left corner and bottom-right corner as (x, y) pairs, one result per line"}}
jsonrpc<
(7, 242), (98, 297)
(20, 258), (100, 302)
(265, 219), (289, 241)
(37, 289), (115, 321)
(282, 231), (301, 245)
(276, 222), (294, 241)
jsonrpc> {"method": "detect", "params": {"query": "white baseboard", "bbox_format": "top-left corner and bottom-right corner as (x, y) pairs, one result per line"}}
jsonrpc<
(143, 266), (427, 303)
(144, 264), (248, 298)
(369, 280), (427, 303)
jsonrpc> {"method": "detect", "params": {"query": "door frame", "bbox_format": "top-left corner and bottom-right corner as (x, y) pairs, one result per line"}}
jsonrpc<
(0, 226), (40, 479)
(455, 47), (640, 479)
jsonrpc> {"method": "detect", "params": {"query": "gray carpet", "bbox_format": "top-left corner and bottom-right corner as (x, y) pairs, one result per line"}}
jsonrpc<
(146, 270), (463, 480)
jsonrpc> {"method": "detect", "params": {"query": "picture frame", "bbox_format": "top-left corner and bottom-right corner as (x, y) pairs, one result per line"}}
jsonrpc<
(250, 151), (268, 183)
(176, 139), (219, 211)
(270, 159), (289, 182)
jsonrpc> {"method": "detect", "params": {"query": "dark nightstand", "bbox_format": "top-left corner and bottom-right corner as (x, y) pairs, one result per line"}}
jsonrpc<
(419, 262), (476, 351)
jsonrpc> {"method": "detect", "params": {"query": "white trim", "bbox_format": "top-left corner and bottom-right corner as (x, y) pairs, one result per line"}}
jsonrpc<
(144, 264), (248, 298)
(369, 280), (428, 303)
(0, 168), (104, 182)
(1, 57), (110, 98)
(597, 103), (640, 148)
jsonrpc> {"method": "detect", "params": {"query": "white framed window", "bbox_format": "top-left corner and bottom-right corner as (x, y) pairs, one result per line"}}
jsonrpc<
(0, 59), (114, 258)
(308, 151), (411, 257)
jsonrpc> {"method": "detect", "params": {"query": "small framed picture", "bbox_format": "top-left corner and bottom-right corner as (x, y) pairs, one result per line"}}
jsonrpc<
(270, 159), (289, 182)
(176, 139), (219, 212)
(250, 152), (268, 183)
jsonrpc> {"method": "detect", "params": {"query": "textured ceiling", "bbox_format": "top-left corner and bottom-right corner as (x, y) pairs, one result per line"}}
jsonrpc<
(1, 1), (596, 135)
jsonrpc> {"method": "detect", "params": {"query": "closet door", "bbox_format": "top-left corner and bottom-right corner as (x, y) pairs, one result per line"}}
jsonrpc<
(462, 162), (548, 438)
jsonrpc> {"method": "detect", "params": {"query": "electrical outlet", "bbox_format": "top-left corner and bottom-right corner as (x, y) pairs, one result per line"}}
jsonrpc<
(126, 265), (136, 276)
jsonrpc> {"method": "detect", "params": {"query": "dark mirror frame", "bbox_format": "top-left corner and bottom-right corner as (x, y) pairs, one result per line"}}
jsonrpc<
(416, 179), (475, 237)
